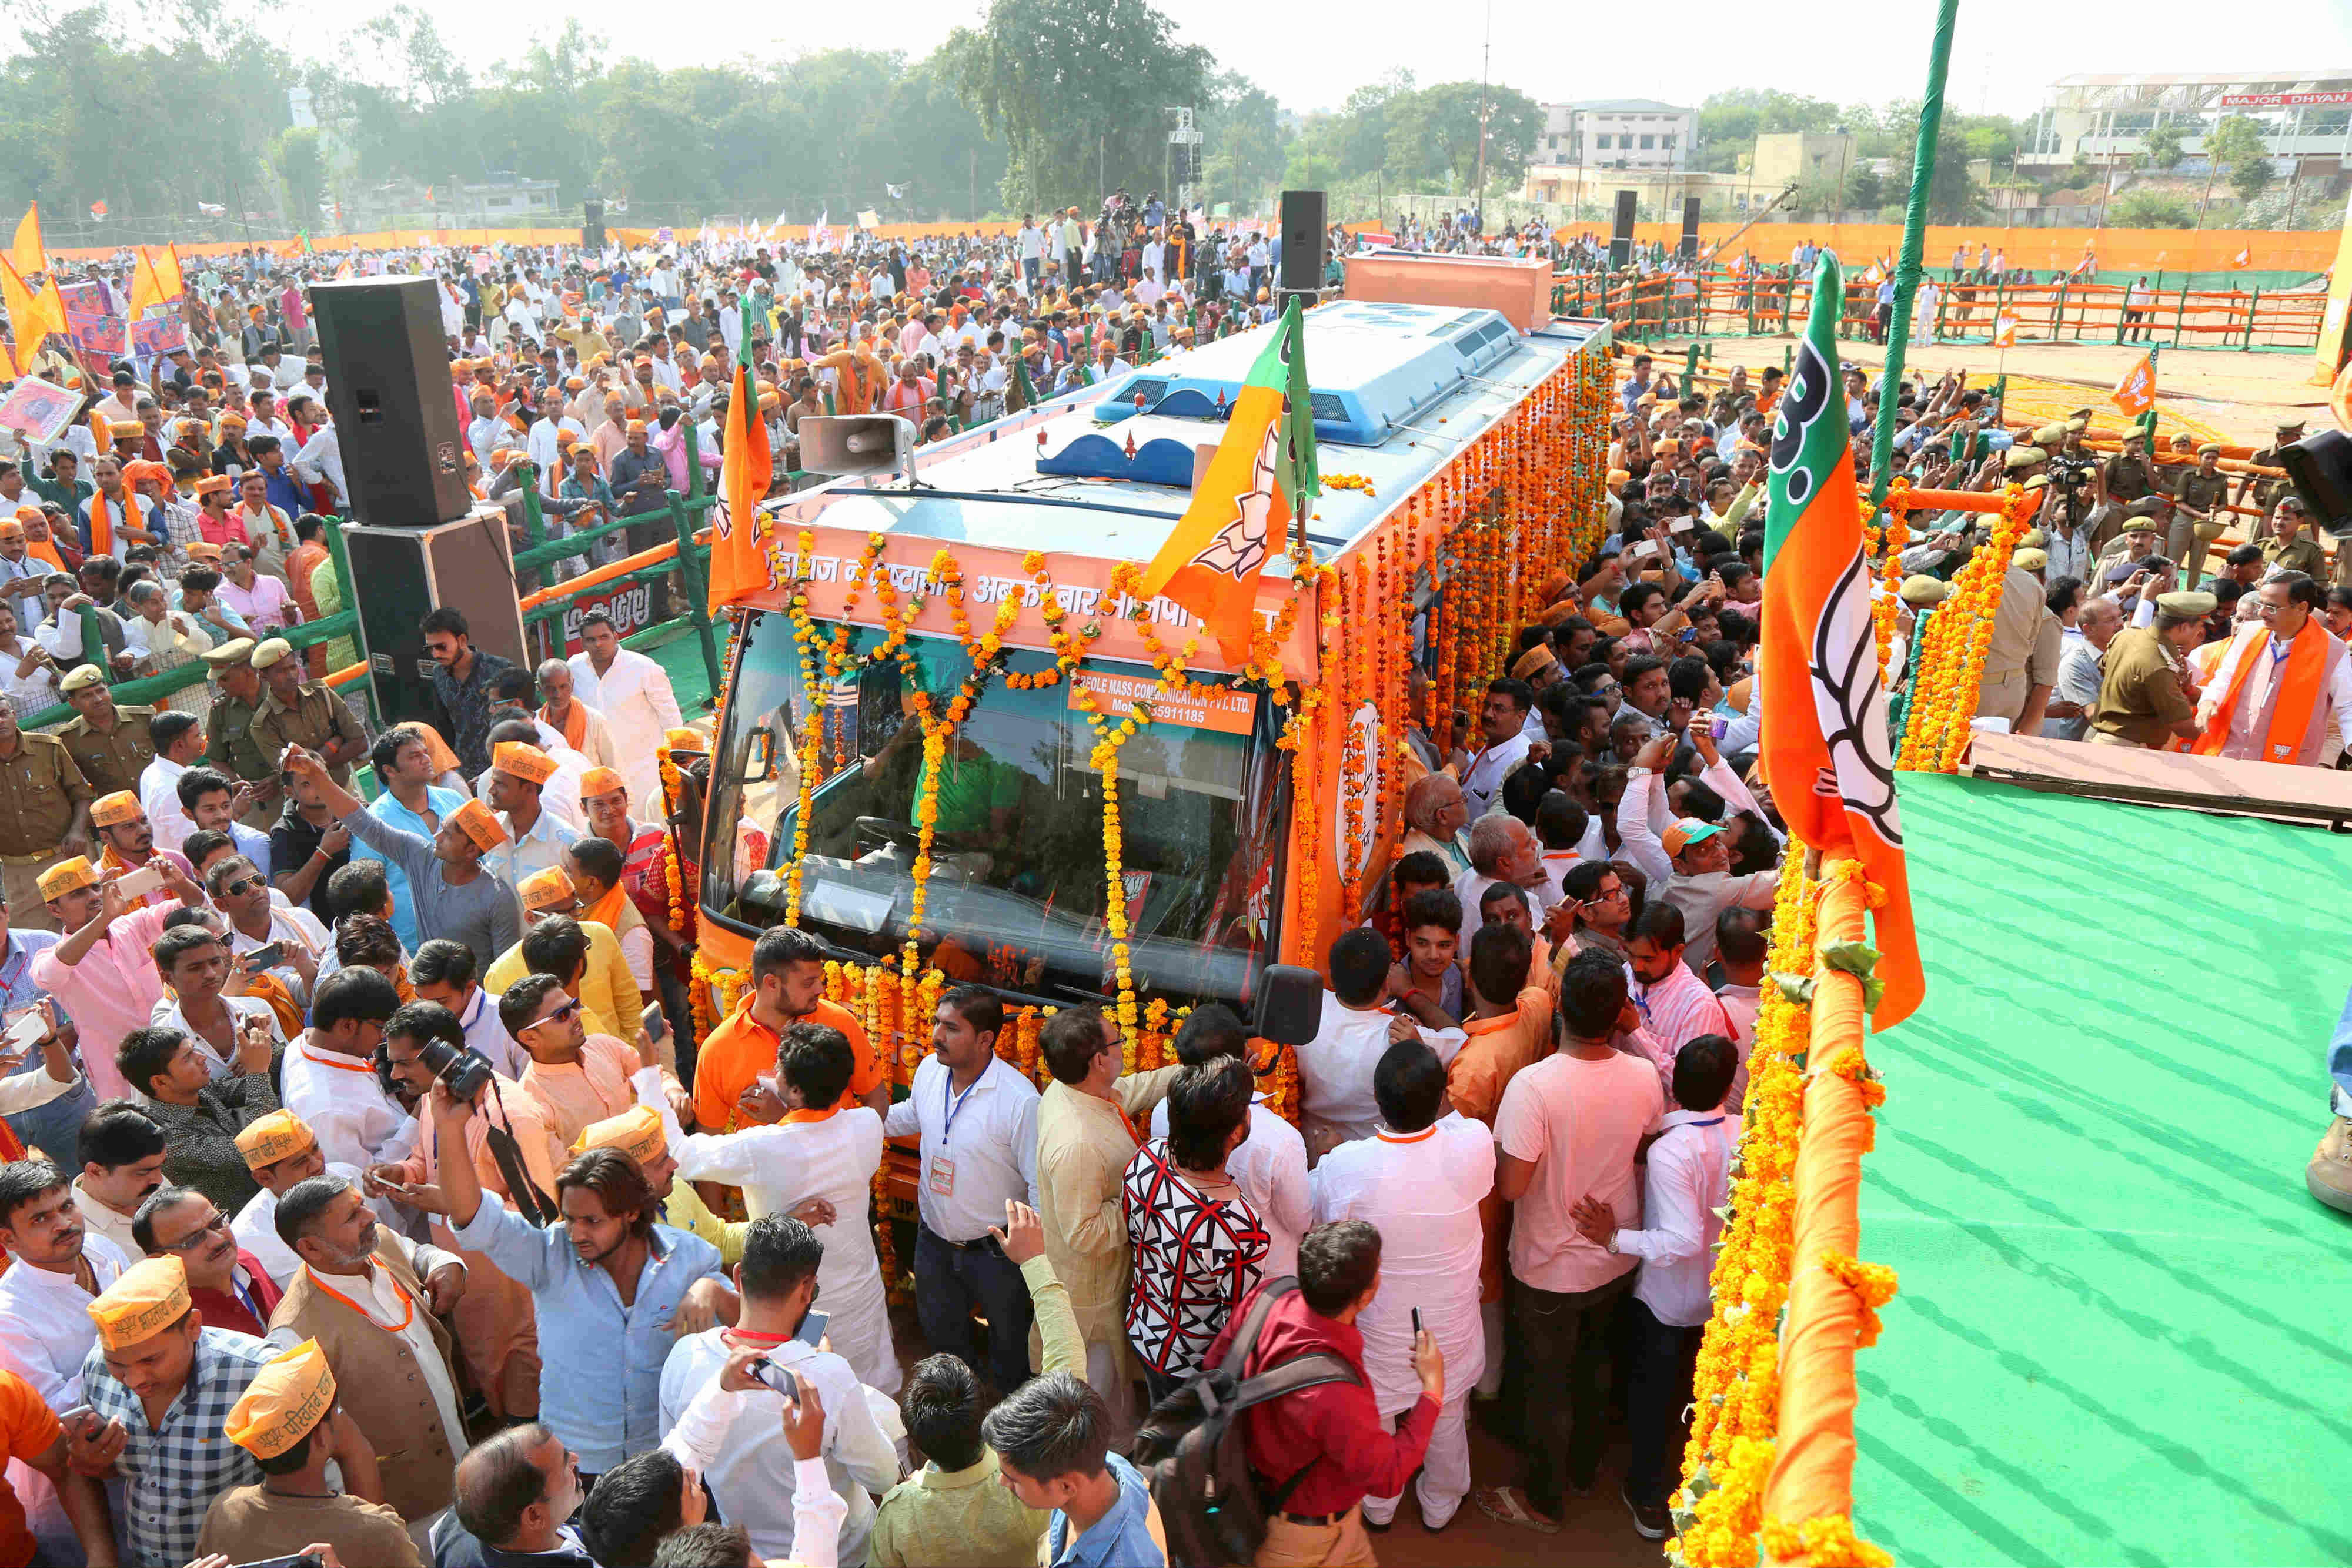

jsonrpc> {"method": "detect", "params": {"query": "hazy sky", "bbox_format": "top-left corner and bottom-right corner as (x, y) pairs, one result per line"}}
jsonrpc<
(328, 2), (2352, 120)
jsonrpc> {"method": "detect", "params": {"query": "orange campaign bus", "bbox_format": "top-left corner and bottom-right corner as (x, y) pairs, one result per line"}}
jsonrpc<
(686, 256), (1613, 1091)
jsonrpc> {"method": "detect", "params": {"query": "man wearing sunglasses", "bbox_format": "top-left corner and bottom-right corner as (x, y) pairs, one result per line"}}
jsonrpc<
(132, 1183), (282, 1338)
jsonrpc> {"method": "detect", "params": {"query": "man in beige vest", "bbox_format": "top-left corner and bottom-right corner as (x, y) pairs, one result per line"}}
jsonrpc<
(265, 1172), (469, 1549)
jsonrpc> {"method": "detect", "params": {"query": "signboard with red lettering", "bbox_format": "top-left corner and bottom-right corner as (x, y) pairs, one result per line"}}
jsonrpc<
(556, 578), (667, 655)
(1068, 669), (1256, 735)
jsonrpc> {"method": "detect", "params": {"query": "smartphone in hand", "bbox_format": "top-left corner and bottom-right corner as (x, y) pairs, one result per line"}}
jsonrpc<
(112, 865), (163, 902)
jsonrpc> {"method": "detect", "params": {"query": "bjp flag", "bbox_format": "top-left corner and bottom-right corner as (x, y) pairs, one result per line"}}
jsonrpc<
(2111, 349), (2156, 417)
(156, 244), (186, 300)
(704, 298), (772, 614)
(1992, 310), (2019, 348)
(1756, 252), (1924, 1032)
(1138, 297), (1317, 666)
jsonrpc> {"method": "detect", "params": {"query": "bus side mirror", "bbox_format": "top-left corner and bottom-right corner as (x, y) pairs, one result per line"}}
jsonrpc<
(1254, 964), (1322, 1047)
(744, 726), (777, 784)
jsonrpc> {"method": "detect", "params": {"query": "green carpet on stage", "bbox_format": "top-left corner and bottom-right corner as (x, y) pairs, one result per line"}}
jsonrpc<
(1852, 772), (2352, 1567)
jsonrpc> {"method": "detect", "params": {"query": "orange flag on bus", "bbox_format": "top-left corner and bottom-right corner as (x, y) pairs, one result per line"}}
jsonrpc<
(704, 299), (772, 614)
(2110, 349), (2156, 416)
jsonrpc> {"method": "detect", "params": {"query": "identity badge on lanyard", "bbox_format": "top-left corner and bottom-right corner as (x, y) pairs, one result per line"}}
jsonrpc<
(932, 1073), (983, 1197)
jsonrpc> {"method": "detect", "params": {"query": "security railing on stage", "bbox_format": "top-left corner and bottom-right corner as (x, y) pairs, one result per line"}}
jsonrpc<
(1554, 265), (2326, 353)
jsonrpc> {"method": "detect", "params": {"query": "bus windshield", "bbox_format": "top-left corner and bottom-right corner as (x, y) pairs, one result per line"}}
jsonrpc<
(703, 609), (1288, 1012)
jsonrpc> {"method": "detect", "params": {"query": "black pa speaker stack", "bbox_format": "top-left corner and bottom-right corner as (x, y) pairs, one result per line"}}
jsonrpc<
(309, 277), (527, 730)
(1278, 189), (1327, 297)
(1610, 190), (1638, 267)
(1681, 197), (1702, 261)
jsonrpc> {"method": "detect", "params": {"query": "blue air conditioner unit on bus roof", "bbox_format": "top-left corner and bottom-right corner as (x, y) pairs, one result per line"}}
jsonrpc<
(1088, 301), (1521, 447)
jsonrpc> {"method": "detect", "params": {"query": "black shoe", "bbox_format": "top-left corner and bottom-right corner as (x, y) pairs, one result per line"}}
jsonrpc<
(1623, 1482), (1671, 1540)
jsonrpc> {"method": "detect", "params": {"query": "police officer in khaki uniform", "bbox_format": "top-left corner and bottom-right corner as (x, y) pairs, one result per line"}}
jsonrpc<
(2170, 443), (2233, 574)
(54, 665), (156, 797)
(2236, 419), (2301, 526)
(1975, 533), (2064, 734)
(2090, 591), (2214, 749)
(2259, 496), (2329, 581)
(249, 636), (367, 788)
(201, 637), (280, 826)
(0, 691), (93, 930)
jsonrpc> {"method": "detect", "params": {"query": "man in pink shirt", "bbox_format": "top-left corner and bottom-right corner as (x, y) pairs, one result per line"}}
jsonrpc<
(1481, 947), (1665, 1532)
(29, 853), (208, 1101)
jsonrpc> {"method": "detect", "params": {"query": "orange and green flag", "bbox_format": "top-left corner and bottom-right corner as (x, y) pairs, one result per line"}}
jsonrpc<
(706, 297), (772, 613)
(1138, 297), (1317, 664)
(1758, 250), (1923, 1031)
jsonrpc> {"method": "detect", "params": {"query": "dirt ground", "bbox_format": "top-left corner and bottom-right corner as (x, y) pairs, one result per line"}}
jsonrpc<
(1639, 333), (2337, 447)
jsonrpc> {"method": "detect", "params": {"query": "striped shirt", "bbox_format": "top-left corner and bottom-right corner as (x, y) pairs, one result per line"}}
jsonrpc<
(1626, 962), (1733, 1081)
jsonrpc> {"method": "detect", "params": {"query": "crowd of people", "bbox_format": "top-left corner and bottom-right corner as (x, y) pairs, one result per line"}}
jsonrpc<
(0, 215), (2336, 1568)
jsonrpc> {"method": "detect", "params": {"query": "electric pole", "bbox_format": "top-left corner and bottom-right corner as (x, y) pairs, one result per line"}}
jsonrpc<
(1474, 0), (1492, 226)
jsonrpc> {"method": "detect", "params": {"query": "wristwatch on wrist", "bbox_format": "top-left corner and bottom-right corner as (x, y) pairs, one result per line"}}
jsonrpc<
(1603, 1234), (1621, 1255)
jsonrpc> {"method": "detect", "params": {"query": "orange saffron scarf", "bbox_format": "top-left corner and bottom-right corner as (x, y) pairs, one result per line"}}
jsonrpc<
(2193, 619), (2326, 763)
(543, 699), (587, 754)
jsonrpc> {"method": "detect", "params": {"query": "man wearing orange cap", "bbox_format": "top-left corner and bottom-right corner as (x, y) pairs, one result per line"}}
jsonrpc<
(72, 1252), (284, 1567)
(231, 1110), (361, 1290)
(199, 1337), (417, 1567)
(483, 875), (646, 1045)
(285, 744), (520, 965)
(32, 855), (206, 1100)
(89, 788), (192, 908)
(483, 740), (582, 915)
(569, 1101), (760, 1266)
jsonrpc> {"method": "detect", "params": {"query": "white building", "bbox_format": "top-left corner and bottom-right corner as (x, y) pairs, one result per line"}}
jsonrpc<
(2020, 71), (2352, 185)
(1533, 99), (1695, 173)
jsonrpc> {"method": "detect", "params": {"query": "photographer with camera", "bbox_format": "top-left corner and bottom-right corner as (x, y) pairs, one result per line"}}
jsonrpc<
(435, 1029), (739, 1489)
(366, 999), (565, 1429)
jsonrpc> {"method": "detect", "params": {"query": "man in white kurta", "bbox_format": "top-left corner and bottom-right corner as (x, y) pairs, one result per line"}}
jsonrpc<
(568, 632), (683, 810)
(2191, 584), (2352, 766)
(280, 1031), (418, 1172)
(630, 1064), (896, 1395)
(1311, 1099), (1494, 1531)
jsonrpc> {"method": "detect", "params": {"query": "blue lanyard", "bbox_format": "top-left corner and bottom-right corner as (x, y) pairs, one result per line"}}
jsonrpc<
(941, 1070), (984, 1148)
(1686, 1116), (1725, 1129)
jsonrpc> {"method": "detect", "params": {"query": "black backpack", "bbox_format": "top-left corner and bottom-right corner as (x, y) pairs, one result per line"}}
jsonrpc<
(1127, 1278), (1362, 1568)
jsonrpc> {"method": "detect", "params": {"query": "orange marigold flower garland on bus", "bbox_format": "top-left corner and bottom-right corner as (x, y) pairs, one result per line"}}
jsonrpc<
(1896, 482), (2033, 774)
(780, 529), (831, 925)
(1874, 480), (1912, 685)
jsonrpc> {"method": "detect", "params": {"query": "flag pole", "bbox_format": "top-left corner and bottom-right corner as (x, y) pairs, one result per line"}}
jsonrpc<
(1866, 0), (1959, 507)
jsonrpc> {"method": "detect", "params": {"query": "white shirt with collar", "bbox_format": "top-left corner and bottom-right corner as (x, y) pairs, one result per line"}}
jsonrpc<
(225, 904), (331, 1007)
(452, 984), (527, 1079)
(288, 1232), (470, 1468)
(880, 1054), (1040, 1242)
(1294, 992), (1465, 1152)
(70, 1179), (146, 1263)
(280, 1034), (418, 1172)
(484, 806), (582, 914)
(140, 755), (196, 855)
(658, 1329), (897, 1568)
(1613, 1106), (1740, 1327)
(0, 1232), (130, 1407)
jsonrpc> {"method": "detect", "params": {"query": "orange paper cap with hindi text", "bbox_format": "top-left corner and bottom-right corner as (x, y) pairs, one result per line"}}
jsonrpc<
(235, 1110), (316, 1171)
(90, 791), (141, 828)
(449, 798), (507, 852)
(88, 1255), (191, 1349)
(573, 1104), (665, 1163)
(578, 767), (625, 801)
(493, 741), (558, 785)
(223, 1338), (337, 1457)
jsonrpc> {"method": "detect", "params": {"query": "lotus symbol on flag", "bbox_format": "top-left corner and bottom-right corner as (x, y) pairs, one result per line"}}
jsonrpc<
(1190, 419), (1280, 582)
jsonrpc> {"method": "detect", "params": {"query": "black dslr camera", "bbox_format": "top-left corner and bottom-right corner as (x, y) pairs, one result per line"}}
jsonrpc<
(372, 1037), (495, 1102)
